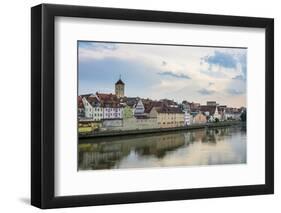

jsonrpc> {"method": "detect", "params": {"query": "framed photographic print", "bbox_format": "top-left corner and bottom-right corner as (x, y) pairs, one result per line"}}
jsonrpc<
(31, 3), (274, 209)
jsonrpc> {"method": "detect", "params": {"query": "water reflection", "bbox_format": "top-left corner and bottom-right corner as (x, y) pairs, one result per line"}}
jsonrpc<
(78, 125), (246, 170)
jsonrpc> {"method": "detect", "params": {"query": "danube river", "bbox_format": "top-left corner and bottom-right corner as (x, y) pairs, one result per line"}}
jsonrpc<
(78, 125), (246, 170)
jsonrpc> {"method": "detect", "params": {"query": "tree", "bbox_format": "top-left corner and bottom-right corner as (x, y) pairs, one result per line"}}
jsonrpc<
(240, 110), (247, 122)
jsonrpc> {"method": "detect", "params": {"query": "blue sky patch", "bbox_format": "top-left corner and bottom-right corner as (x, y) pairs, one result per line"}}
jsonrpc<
(202, 51), (237, 69)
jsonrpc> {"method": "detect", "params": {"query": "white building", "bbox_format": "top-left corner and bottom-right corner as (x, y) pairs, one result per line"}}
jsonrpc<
(102, 107), (122, 119)
(199, 105), (221, 122)
(213, 106), (221, 120)
(82, 95), (103, 121)
(81, 93), (123, 121)
(224, 107), (242, 120)
(134, 99), (145, 116)
(184, 111), (192, 126)
(96, 93), (123, 120)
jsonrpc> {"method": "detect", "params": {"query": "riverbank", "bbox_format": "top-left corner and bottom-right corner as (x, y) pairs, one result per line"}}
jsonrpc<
(79, 120), (245, 139)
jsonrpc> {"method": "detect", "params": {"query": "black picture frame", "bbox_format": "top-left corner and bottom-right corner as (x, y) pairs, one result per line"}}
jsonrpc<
(31, 3), (274, 209)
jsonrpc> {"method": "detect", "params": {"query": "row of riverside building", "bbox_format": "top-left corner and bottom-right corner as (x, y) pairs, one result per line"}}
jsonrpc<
(78, 77), (246, 133)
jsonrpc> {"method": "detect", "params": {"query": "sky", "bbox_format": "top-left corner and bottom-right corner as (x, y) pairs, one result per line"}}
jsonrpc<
(78, 41), (247, 108)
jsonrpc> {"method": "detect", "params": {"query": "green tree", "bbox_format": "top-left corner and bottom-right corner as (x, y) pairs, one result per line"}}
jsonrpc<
(240, 110), (247, 122)
(123, 106), (133, 119)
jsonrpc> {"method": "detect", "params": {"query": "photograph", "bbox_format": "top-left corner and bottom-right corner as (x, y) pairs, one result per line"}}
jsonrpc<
(30, 3), (274, 209)
(77, 41), (247, 170)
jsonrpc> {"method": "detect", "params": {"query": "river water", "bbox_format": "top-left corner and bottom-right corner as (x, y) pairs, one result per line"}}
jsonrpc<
(78, 125), (246, 170)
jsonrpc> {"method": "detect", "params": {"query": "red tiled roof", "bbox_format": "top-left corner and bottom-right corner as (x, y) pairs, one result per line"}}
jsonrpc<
(96, 92), (117, 100)
(96, 92), (120, 108)
(87, 96), (99, 106)
(160, 99), (178, 106)
(199, 105), (216, 115)
(225, 107), (242, 114)
(77, 96), (84, 109)
(154, 105), (184, 114)
(190, 102), (200, 111)
(143, 101), (164, 113)
(217, 106), (226, 113)
(122, 97), (138, 107)
(80, 93), (94, 98)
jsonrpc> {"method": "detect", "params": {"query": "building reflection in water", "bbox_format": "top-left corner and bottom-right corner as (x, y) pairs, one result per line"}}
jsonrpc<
(78, 126), (246, 170)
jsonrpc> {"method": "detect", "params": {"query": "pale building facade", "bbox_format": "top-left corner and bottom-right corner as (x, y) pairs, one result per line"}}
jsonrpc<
(81, 93), (123, 121)
(134, 99), (145, 115)
(102, 107), (123, 119)
(192, 112), (207, 124)
(96, 92), (123, 120)
(224, 108), (242, 120)
(82, 96), (104, 121)
(211, 106), (221, 121)
(184, 111), (192, 126)
(102, 117), (158, 131)
(150, 106), (185, 128)
(199, 105), (221, 122)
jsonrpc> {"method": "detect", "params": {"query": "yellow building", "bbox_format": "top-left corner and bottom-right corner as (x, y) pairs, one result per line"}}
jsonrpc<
(150, 106), (185, 128)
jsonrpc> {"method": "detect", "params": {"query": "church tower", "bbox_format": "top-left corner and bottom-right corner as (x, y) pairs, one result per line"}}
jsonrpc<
(115, 76), (125, 98)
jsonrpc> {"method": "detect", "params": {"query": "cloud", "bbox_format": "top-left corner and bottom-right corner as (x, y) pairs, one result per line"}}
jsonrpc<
(197, 88), (216, 95)
(158, 71), (191, 79)
(232, 75), (245, 81)
(202, 51), (237, 69)
(237, 52), (247, 78)
(226, 88), (244, 95)
(200, 50), (247, 82)
(78, 41), (246, 106)
(200, 68), (227, 78)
